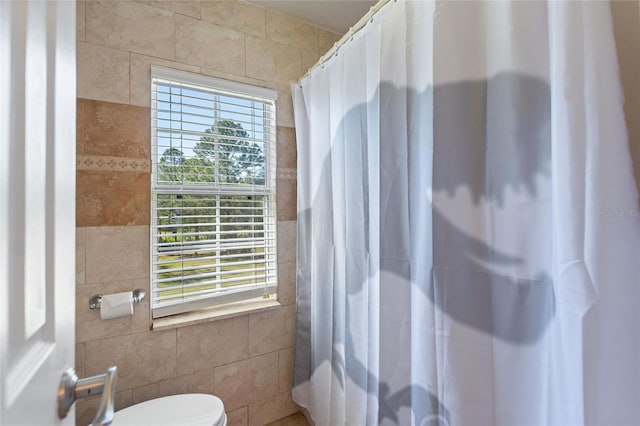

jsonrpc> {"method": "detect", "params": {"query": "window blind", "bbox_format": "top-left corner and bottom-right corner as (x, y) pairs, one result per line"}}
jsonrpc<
(150, 66), (278, 318)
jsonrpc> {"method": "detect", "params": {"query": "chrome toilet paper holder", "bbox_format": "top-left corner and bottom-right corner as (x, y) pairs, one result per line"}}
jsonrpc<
(89, 289), (147, 310)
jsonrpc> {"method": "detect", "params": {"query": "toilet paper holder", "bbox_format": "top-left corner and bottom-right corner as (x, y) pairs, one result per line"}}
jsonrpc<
(89, 289), (147, 310)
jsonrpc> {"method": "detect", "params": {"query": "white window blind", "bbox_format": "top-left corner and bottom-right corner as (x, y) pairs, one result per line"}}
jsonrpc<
(151, 66), (278, 318)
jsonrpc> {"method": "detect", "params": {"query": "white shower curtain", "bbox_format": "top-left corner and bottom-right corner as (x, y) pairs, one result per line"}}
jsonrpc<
(291, 1), (640, 425)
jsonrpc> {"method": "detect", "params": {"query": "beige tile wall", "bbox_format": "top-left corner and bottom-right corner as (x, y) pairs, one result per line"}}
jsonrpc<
(611, 0), (640, 190)
(75, 1), (341, 424)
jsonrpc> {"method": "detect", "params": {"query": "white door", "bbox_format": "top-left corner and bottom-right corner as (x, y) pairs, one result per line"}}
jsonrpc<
(0, 0), (76, 424)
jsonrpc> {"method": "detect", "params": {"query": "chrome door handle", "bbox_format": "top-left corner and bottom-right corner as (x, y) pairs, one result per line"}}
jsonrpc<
(57, 366), (118, 425)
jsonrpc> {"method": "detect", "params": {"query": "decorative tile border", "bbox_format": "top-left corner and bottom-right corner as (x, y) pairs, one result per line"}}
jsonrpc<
(78, 156), (292, 179)
(77, 155), (150, 173)
(276, 168), (296, 180)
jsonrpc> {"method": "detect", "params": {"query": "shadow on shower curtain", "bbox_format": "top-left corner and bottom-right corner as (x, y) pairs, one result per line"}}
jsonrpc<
(295, 75), (554, 426)
(291, 1), (640, 425)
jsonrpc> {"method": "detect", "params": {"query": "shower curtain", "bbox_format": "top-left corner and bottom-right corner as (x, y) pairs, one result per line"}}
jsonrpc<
(291, 1), (640, 425)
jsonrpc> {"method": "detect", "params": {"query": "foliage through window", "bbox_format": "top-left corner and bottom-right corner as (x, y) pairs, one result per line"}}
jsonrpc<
(151, 67), (277, 318)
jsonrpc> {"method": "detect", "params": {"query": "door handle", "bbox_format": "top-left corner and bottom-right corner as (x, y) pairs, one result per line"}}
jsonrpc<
(57, 366), (118, 425)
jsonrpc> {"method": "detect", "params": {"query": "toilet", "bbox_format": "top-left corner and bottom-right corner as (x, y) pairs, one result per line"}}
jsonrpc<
(113, 394), (226, 426)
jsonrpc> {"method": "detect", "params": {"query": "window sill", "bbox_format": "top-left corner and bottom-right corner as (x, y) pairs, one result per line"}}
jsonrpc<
(151, 297), (281, 331)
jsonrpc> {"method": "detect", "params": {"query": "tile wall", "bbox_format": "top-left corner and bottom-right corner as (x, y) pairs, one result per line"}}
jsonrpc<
(74, 1), (340, 425)
(611, 0), (640, 190)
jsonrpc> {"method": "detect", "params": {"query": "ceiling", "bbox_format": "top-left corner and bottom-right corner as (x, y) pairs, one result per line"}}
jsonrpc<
(248, 0), (378, 35)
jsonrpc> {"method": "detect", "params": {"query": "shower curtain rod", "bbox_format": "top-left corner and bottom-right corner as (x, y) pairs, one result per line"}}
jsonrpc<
(300, 0), (393, 82)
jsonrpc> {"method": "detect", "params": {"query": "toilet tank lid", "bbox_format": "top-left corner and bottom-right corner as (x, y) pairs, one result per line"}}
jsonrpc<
(113, 394), (226, 426)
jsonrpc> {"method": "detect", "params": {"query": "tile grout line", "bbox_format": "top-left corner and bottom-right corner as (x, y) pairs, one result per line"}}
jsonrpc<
(128, 52), (132, 105)
(174, 328), (178, 380)
(211, 348), (280, 372)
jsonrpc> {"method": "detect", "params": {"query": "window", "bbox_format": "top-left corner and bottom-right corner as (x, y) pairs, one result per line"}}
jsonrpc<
(150, 66), (278, 319)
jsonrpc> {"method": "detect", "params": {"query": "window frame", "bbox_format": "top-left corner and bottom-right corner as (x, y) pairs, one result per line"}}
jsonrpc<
(150, 66), (278, 319)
